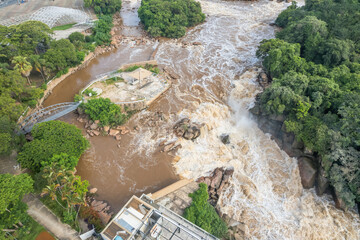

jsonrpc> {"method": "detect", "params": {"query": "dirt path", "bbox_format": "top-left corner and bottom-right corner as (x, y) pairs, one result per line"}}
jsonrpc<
(23, 194), (80, 240)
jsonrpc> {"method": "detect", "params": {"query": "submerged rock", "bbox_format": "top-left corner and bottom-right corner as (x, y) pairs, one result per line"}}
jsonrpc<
(220, 134), (230, 144)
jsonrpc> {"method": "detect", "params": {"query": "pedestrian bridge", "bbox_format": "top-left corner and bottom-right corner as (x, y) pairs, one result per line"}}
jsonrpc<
(18, 102), (80, 134)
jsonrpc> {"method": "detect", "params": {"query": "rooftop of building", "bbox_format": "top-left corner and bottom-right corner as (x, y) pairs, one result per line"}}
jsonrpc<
(100, 194), (218, 240)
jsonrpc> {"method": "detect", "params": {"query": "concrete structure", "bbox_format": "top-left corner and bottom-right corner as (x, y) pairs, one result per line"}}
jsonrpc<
(81, 61), (171, 111)
(0, 0), (89, 23)
(101, 195), (218, 240)
(24, 194), (80, 240)
(122, 68), (154, 85)
(149, 180), (199, 216)
(0, 6), (92, 28)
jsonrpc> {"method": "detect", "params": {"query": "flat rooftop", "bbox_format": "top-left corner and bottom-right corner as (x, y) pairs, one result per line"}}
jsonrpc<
(101, 195), (218, 240)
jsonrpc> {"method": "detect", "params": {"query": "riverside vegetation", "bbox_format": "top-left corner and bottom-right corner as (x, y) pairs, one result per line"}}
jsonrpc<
(184, 183), (228, 238)
(255, 0), (360, 209)
(0, 0), (120, 237)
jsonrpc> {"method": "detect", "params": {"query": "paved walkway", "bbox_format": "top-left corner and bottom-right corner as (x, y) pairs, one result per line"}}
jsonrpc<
(24, 194), (80, 240)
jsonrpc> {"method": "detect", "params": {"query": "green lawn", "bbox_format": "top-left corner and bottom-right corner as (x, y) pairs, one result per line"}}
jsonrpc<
(52, 23), (76, 31)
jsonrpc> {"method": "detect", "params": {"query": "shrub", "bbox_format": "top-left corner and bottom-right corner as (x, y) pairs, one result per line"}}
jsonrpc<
(0, 132), (12, 155)
(79, 206), (105, 232)
(74, 94), (83, 102)
(81, 98), (128, 127)
(40, 83), (47, 90)
(83, 88), (97, 96)
(138, 0), (205, 38)
(183, 183), (228, 238)
(17, 121), (89, 172)
(69, 32), (85, 43)
(92, 15), (113, 46)
(85, 35), (94, 43)
(77, 51), (86, 62)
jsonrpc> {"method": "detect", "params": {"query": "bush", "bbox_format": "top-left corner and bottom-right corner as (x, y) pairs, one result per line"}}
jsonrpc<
(17, 121), (89, 172)
(138, 0), (205, 38)
(69, 32), (85, 43)
(79, 206), (105, 232)
(77, 51), (86, 62)
(183, 183), (228, 238)
(84, 42), (96, 52)
(83, 88), (97, 96)
(92, 15), (113, 46)
(81, 98), (128, 127)
(85, 35), (94, 42)
(0, 132), (12, 155)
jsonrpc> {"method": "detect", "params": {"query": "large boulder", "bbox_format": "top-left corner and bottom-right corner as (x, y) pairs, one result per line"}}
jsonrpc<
(316, 167), (329, 196)
(334, 190), (347, 211)
(258, 72), (270, 88)
(173, 118), (201, 140)
(210, 168), (223, 189)
(298, 157), (317, 189)
(109, 129), (119, 136)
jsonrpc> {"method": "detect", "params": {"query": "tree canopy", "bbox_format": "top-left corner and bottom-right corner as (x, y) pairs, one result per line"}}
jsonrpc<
(81, 98), (130, 127)
(0, 173), (34, 231)
(0, 20), (98, 155)
(138, 0), (205, 38)
(84, 0), (122, 15)
(17, 121), (89, 172)
(256, 0), (360, 209)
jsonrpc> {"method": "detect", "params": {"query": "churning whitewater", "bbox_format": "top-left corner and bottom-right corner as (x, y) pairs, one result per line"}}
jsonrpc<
(128, 0), (360, 239)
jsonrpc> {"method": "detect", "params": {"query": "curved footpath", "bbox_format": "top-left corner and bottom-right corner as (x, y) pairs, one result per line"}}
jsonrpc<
(23, 194), (80, 240)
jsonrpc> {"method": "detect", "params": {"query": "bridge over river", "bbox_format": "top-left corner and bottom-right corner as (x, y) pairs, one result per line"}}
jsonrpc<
(18, 102), (81, 134)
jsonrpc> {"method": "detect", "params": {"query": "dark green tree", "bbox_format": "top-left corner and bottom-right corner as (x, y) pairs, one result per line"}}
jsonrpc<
(17, 121), (89, 172)
(138, 0), (205, 38)
(0, 174), (34, 232)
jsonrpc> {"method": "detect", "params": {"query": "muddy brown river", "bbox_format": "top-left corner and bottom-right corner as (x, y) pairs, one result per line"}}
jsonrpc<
(44, 0), (360, 238)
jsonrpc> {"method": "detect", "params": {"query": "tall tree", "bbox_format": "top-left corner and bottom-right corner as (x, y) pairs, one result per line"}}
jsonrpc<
(29, 55), (46, 82)
(11, 56), (33, 85)
(0, 174), (34, 232)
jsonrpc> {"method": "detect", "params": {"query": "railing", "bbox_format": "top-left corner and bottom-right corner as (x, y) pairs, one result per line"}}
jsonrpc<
(18, 102), (80, 133)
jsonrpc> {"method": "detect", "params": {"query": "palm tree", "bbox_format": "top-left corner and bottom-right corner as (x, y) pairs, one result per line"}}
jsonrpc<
(12, 56), (33, 85)
(29, 55), (46, 82)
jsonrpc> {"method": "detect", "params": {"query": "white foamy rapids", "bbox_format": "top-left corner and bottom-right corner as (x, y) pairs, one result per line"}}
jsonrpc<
(174, 71), (360, 239)
(150, 0), (360, 238)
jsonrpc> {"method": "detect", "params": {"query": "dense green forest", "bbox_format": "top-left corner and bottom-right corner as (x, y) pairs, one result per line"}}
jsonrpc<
(138, 0), (205, 38)
(256, 0), (360, 208)
(0, 21), (96, 156)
